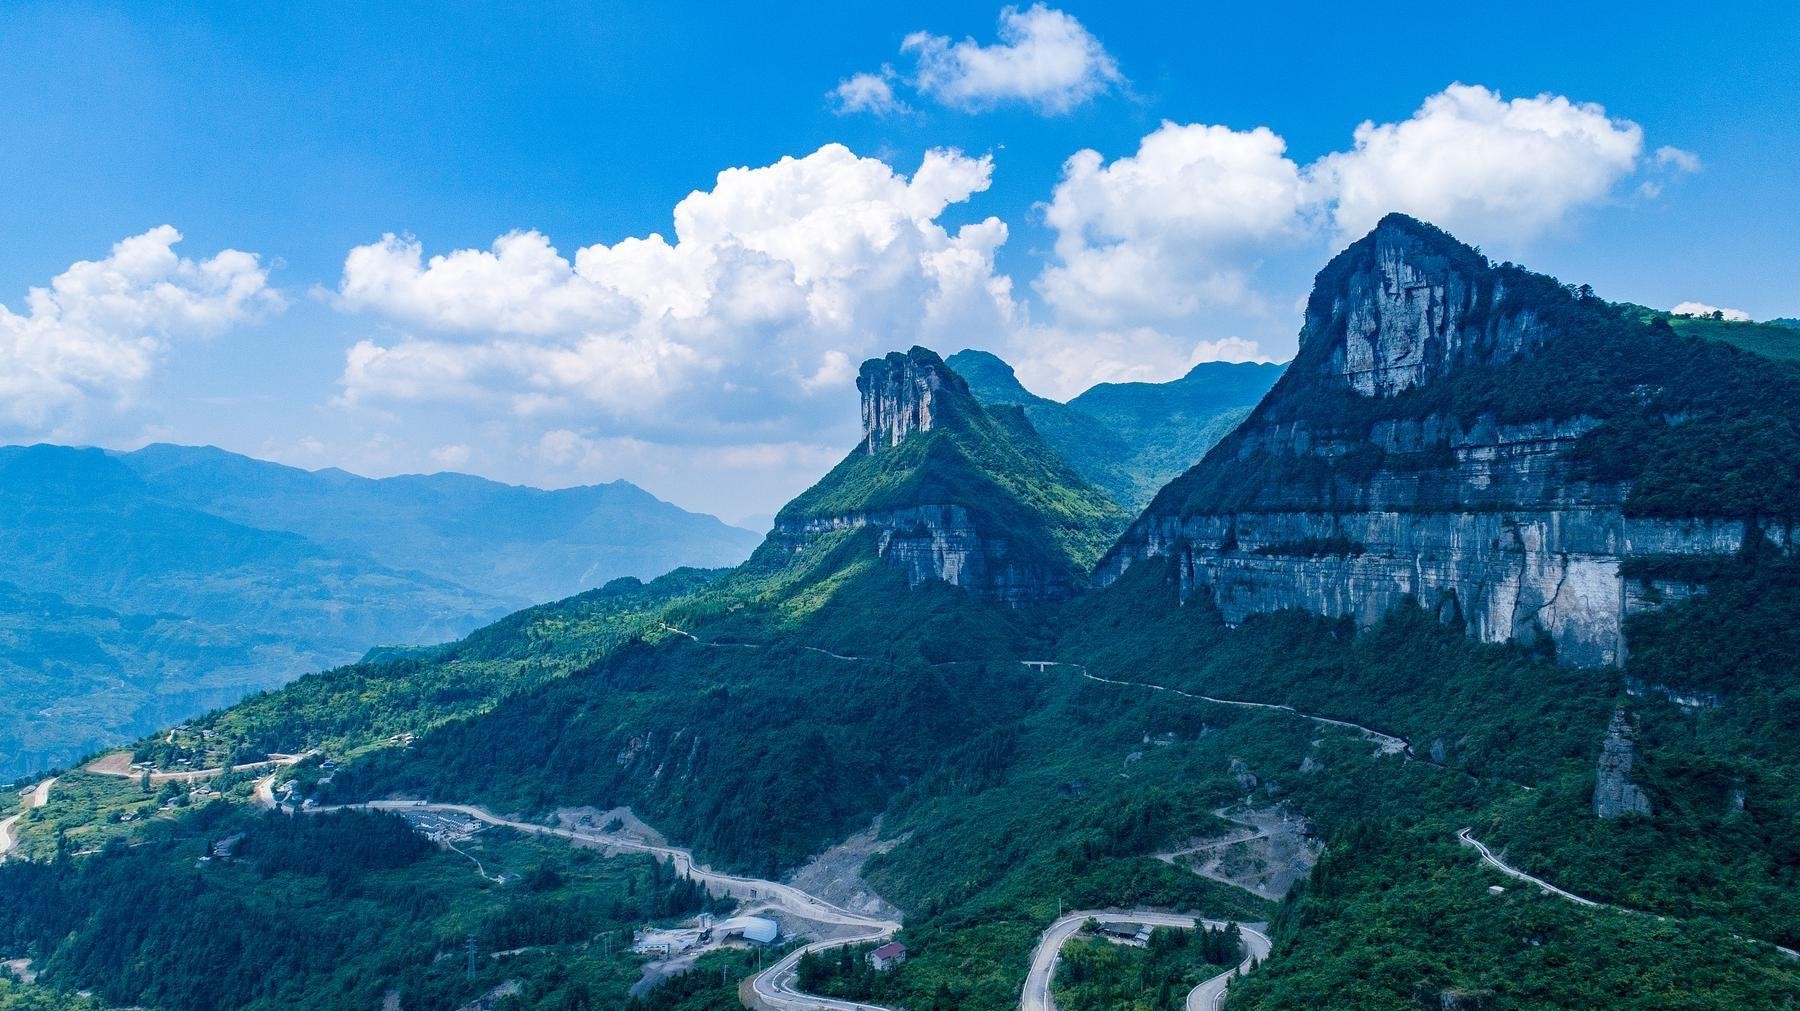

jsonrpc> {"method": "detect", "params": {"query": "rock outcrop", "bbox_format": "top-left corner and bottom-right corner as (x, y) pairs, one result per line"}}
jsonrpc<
(1098, 215), (1786, 666)
(769, 347), (1125, 605)
(859, 350), (948, 453)
(768, 504), (1079, 604)
(1592, 709), (1652, 818)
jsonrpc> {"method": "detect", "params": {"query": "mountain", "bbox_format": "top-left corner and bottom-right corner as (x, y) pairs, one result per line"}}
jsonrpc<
(1100, 213), (1800, 666)
(115, 443), (761, 607)
(1, 226), (1796, 1011)
(945, 349), (1280, 509)
(756, 347), (1127, 605)
(0, 444), (759, 779)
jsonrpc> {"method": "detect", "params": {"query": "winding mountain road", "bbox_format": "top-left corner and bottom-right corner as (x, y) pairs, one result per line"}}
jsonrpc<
(1055, 663), (1411, 757)
(330, 801), (904, 1010)
(747, 928), (899, 1011)
(1456, 828), (1599, 907)
(1458, 827), (1800, 960)
(352, 801), (900, 932)
(1022, 911), (1270, 1011)
(0, 778), (57, 861)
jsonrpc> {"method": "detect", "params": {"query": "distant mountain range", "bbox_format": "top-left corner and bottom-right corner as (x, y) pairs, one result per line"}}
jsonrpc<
(0, 444), (760, 779)
(946, 350), (1282, 509)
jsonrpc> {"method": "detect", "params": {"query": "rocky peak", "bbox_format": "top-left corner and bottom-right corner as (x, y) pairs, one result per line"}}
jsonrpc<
(858, 347), (965, 454)
(1302, 213), (1549, 397)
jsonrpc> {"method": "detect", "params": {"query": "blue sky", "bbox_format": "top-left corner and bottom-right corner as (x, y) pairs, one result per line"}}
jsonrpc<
(2, 1), (1795, 522)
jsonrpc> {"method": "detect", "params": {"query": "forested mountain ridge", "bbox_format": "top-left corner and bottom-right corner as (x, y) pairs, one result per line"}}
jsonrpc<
(1101, 213), (1800, 666)
(0, 443), (758, 780)
(2, 219), (1797, 1011)
(945, 349), (1280, 509)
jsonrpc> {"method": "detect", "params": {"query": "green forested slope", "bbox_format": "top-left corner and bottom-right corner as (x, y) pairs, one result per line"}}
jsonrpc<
(946, 349), (1279, 510)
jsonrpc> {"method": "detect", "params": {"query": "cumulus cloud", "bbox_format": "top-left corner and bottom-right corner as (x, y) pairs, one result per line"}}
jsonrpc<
(863, 4), (1121, 115)
(1037, 122), (1309, 328)
(334, 144), (1015, 435)
(830, 69), (909, 116)
(1021, 84), (1670, 390)
(1670, 301), (1749, 321)
(1312, 84), (1644, 242)
(322, 82), (1690, 505)
(0, 225), (281, 436)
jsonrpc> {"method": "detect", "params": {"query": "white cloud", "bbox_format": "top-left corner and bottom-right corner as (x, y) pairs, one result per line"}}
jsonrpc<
(1188, 337), (1270, 365)
(0, 225), (282, 437)
(900, 4), (1121, 114)
(335, 143), (1015, 435)
(831, 69), (909, 116)
(1655, 145), (1702, 174)
(1021, 84), (1669, 390)
(1670, 301), (1749, 321)
(1036, 122), (1309, 328)
(1312, 83), (1644, 242)
(319, 83), (1690, 510)
(428, 443), (472, 468)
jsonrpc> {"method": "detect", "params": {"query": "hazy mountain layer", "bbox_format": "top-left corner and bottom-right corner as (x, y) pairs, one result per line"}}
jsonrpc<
(0, 444), (758, 778)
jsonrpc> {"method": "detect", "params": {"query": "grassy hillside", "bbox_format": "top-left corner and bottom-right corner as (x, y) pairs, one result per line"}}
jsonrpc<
(1614, 303), (1800, 363)
(12, 542), (1798, 1009)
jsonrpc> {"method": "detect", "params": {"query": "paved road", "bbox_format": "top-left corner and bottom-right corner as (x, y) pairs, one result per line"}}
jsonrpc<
(1056, 664), (1410, 756)
(1022, 910), (1270, 1011)
(338, 801), (904, 1010)
(747, 928), (898, 1011)
(352, 801), (899, 933)
(1457, 828), (1600, 907)
(1458, 827), (1800, 960)
(0, 778), (57, 860)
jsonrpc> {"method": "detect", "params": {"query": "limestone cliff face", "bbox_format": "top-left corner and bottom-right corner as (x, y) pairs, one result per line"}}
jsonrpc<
(1592, 709), (1652, 818)
(1098, 215), (1780, 666)
(1313, 217), (1548, 396)
(770, 505), (1077, 605)
(859, 351), (947, 453)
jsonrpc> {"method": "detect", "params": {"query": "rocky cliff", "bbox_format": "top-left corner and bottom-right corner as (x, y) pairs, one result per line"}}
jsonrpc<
(767, 348), (1126, 605)
(1099, 214), (1796, 666)
(1592, 709), (1652, 818)
(859, 350), (948, 453)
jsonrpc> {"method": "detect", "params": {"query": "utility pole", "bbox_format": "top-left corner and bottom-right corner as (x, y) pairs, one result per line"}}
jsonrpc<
(465, 933), (477, 980)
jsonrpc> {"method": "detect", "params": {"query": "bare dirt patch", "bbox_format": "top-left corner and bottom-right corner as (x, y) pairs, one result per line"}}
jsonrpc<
(783, 817), (905, 921)
(1158, 805), (1320, 901)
